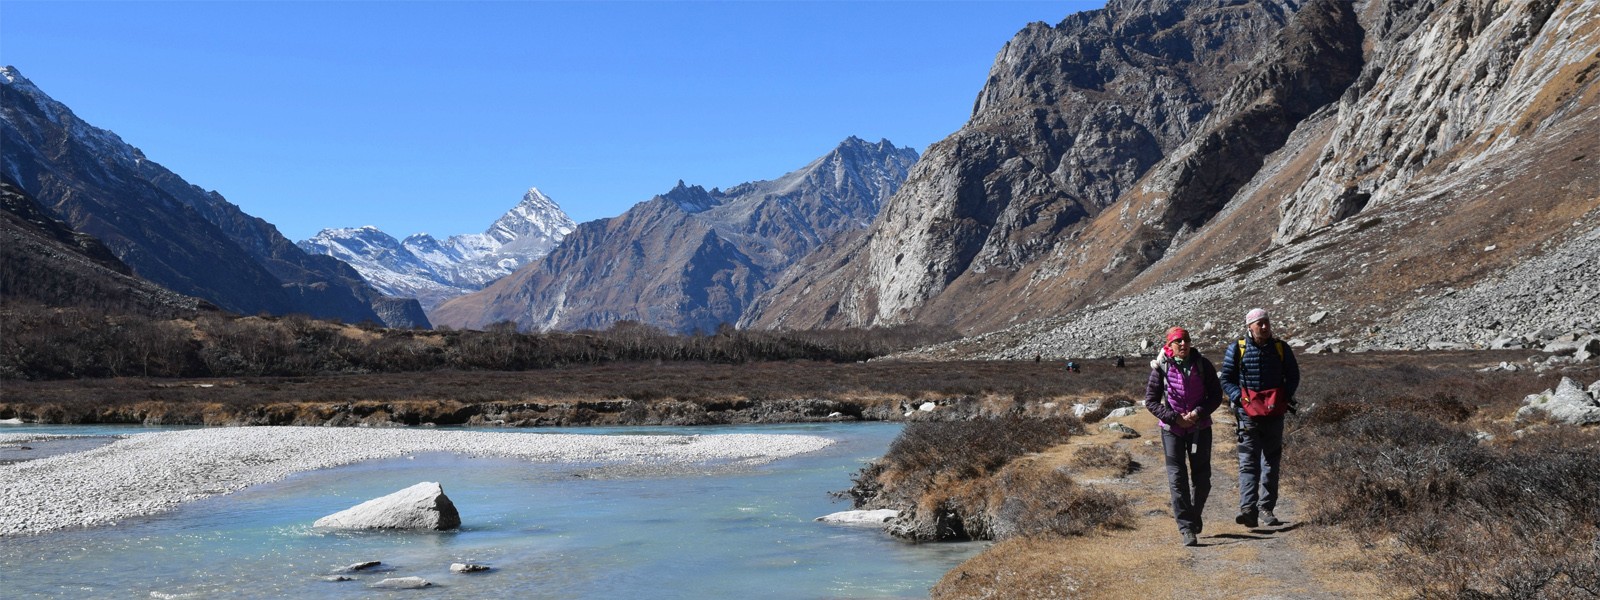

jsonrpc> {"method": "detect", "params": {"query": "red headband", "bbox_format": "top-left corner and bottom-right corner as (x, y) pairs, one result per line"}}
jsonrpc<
(1165, 327), (1189, 343)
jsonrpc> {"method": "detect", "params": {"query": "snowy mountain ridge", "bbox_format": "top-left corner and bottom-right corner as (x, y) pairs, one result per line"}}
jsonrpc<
(298, 187), (575, 311)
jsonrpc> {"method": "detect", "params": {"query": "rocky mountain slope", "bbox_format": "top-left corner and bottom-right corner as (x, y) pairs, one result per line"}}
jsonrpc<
(749, 0), (1600, 357)
(298, 187), (575, 310)
(1, 176), (206, 317)
(1, 66), (429, 328)
(432, 137), (918, 333)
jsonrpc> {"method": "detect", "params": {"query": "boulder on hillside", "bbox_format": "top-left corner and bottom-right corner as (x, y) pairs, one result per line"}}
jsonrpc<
(1490, 336), (1527, 350)
(1516, 378), (1600, 426)
(1542, 336), (1599, 357)
(314, 482), (461, 530)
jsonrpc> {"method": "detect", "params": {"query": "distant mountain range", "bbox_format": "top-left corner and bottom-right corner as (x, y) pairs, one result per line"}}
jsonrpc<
(1, 66), (428, 328)
(431, 137), (918, 333)
(297, 187), (575, 310)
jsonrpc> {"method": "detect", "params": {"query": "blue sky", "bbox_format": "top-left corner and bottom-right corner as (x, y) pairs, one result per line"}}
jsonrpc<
(2, 1), (1103, 242)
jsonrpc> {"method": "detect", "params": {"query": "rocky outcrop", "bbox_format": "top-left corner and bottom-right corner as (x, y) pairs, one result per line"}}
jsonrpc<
(755, 0), (1600, 360)
(314, 481), (461, 530)
(1, 67), (427, 328)
(434, 137), (917, 333)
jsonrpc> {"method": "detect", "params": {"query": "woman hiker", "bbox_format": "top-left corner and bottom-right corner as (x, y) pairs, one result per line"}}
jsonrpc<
(1145, 326), (1224, 546)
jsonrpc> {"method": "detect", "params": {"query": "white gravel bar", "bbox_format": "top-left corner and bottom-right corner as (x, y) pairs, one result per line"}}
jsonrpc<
(0, 427), (833, 537)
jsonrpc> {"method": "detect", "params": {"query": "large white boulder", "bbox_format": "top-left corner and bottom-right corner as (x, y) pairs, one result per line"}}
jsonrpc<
(314, 482), (461, 530)
(1516, 377), (1600, 426)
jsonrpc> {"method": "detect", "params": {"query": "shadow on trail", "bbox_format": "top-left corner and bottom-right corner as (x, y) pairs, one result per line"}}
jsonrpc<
(1201, 522), (1303, 546)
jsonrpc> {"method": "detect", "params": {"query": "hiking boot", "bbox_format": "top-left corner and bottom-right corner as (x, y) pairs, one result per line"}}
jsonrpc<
(1235, 510), (1258, 528)
(1182, 531), (1199, 547)
(1261, 510), (1283, 526)
(1194, 517), (1203, 535)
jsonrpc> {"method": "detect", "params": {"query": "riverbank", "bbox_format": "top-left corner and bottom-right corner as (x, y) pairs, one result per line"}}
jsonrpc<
(0, 360), (1135, 427)
(0, 427), (832, 536)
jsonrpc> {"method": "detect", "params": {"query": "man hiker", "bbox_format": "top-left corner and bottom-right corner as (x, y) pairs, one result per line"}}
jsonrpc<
(1219, 308), (1300, 528)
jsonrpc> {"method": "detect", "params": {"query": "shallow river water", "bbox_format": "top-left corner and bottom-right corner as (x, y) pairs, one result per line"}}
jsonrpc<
(0, 423), (984, 599)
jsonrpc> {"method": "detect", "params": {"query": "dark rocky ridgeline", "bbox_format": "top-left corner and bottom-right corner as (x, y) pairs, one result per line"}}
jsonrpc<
(0, 67), (428, 328)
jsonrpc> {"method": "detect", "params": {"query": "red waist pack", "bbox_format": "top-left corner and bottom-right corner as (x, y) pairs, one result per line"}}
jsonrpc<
(1241, 387), (1288, 417)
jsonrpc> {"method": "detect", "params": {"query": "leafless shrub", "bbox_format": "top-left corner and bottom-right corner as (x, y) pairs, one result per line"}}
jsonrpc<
(1292, 386), (1600, 598)
(0, 303), (963, 380)
(839, 416), (1095, 542)
(990, 464), (1133, 538)
(876, 417), (1083, 496)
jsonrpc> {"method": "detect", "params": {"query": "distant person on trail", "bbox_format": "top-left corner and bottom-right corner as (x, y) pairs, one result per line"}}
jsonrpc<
(1220, 308), (1300, 529)
(1145, 326), (1223, 547)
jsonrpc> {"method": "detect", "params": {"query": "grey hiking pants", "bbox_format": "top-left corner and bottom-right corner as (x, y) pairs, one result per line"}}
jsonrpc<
(1161, 426), (1212, 534)
(1237, 414), (1284, 513)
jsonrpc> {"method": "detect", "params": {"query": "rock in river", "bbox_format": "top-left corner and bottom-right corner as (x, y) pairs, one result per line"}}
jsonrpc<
(315, 482), (461, 530)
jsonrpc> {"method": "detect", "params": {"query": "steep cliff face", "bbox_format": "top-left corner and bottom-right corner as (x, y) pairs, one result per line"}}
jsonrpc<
(1275, 0), (1594, 240)
(751, 0), (1599, 351)
(749, 0), (1312, 330)
(433, 138), (917, 333)
(0, 67), (429, 328)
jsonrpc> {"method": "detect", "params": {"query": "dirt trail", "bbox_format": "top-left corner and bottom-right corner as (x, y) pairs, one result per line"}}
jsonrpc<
(935, 409), (1389, 599)
(1073, 410), (1386, 598)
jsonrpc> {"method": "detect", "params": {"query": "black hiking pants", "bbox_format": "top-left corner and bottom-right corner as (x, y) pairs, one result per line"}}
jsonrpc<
(1161, 426), (1212, 534)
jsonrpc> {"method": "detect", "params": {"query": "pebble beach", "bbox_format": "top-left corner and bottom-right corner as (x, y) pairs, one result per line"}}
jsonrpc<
(0, 427), (833, 536)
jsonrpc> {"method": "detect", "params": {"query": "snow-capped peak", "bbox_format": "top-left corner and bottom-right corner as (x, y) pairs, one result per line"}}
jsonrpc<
(296, 186), (576, 310)
(484, 187), (577, 245)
